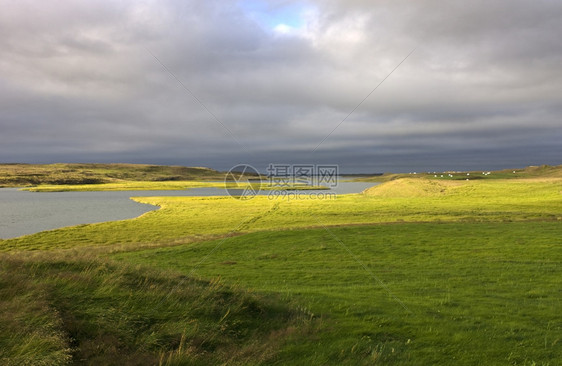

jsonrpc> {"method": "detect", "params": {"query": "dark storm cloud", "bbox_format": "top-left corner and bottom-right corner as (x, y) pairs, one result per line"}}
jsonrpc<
(0, 0), (560, 172)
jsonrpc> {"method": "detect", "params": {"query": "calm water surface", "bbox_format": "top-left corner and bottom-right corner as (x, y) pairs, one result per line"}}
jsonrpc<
(0, 181), (377, 239)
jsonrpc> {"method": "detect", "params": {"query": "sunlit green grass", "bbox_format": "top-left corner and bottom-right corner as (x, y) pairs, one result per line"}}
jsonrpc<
(116, 222), (562, 365)
(24, 180), (326, 192)
(24, 180), (237, 192)
(3, 178), (561, 251)
(355, 164), (562, 182)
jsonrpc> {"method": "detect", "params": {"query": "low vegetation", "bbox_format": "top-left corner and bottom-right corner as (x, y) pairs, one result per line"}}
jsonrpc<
(0, 164), (561, 364)
(117, 222), (562, 365)
(0, 163), (225, 187)
(0, 253), (315, 366)
(24, 181), (243, 192)
(355, 164), (562, 182)
(3, 177), (560, 252)
(24, 181), (326, 192)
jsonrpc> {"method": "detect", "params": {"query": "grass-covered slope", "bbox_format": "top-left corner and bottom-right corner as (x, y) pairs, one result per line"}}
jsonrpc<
(362, 178), (463, 197)
(362, 176), (562, 197)
(117, 222), (562, 365)
(355, 164), (562, 182)
(0, 253), (313, 366)
(0, 163), (225, 187)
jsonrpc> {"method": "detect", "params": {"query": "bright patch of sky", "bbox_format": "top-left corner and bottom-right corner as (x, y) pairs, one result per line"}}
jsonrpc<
(238, 0), (309, 33)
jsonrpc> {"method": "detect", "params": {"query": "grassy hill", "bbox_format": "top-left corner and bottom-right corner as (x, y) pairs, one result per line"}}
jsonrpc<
(0, 252), (314, 365)
(0, 163), (224, 187)
(355, 164), (562, 182)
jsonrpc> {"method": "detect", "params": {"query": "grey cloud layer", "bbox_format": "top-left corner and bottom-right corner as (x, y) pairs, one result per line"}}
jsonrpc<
(0, 0), (560, 172)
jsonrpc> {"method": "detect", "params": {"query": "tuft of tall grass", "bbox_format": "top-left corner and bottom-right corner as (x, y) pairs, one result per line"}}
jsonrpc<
(0, 252), (316, 365)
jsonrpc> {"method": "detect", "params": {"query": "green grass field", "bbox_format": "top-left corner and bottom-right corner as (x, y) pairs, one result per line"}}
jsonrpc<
(23, 181), (325, 192)
(1, 167), (561, 365)
(355, 164), (562, 182)
(1, 253), (315, 366)
(116, 222), (562, 365)
(23, 180), (231, 192)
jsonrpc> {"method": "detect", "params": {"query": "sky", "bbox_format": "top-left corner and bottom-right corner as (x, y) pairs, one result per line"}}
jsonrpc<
(1, 0), (561, 173)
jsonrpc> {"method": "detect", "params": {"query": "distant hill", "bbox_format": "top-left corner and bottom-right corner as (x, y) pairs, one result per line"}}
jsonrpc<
(355, 164), (562, 182)
(363, 178), (462, 197)
(363, 164), (562, 197)
(0, 163), (225, 187)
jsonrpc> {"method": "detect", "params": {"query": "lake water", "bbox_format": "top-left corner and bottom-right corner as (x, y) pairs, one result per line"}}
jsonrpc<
(0, 181), (377, 239)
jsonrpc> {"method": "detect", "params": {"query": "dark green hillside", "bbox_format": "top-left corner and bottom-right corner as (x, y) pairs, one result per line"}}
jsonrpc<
(0, 163), (224, 186)
(0, 253), (314, 365)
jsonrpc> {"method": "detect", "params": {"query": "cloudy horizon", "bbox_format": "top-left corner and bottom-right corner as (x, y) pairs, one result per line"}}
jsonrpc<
(1, 0), (561, 173)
